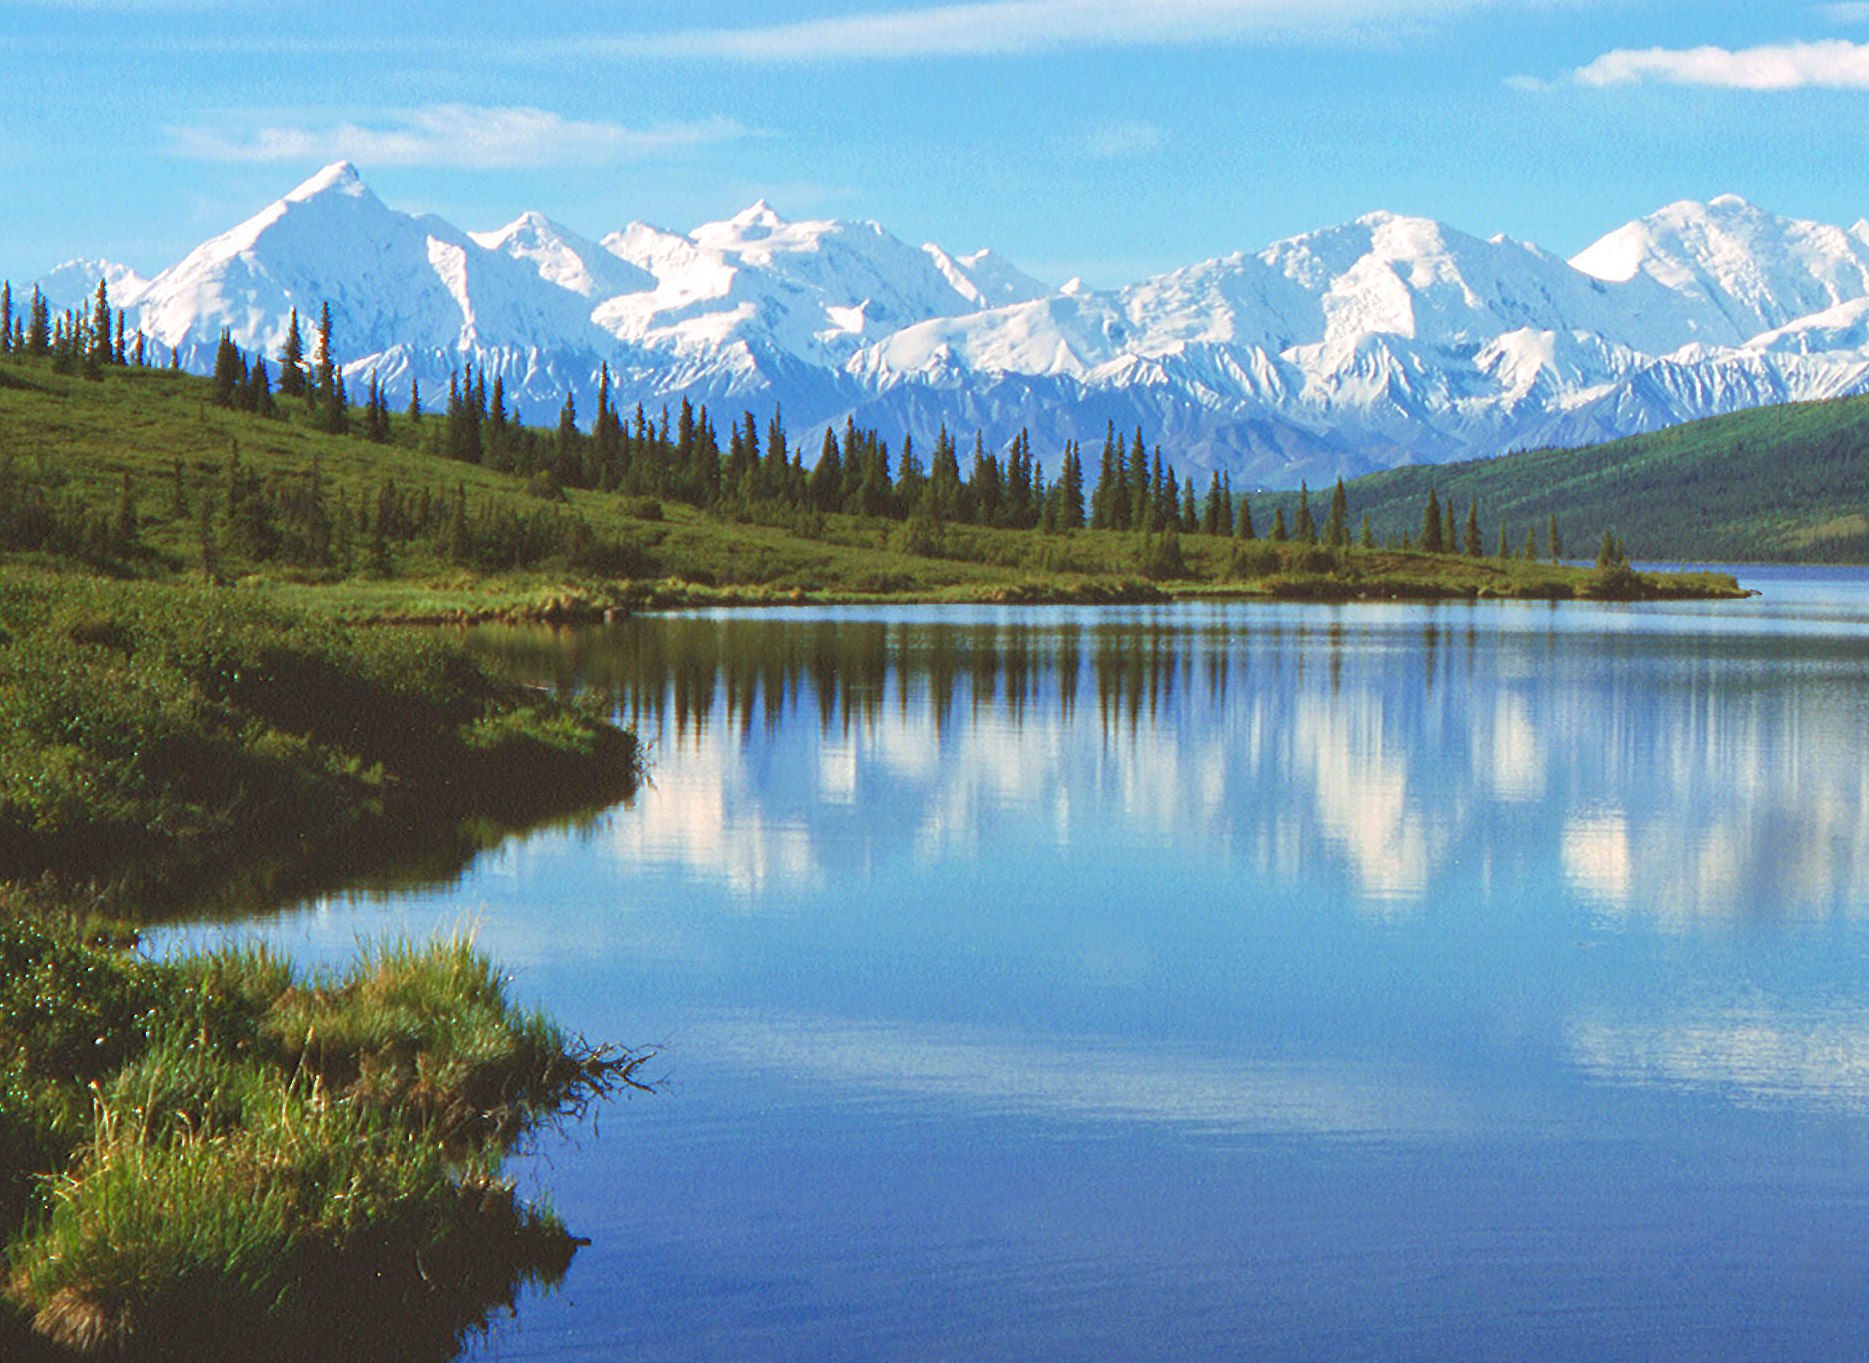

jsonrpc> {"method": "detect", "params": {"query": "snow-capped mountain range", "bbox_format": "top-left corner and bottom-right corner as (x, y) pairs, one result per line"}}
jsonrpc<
(32, 162), (1869, 487)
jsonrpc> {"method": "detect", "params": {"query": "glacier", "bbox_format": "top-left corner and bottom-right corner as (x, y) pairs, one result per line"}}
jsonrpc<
(28, 162), (1869, 489)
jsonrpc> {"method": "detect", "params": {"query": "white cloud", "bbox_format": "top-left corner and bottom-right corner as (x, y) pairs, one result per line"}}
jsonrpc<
(583, 0), (1507, 63)
(1575, 38), (1869, 91)
(1087, 119), (1168, 158)
(1820, 2), (1869, 23)
(166, 104), (749, 169)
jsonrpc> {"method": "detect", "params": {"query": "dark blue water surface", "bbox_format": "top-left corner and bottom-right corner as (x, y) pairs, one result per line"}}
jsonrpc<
(159, 572), (1869, 1361)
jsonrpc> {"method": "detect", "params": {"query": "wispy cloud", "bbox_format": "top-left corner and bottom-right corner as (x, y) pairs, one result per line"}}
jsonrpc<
(1819, 2), (1869, 23)
(1574, 38), (1869, 91)
(578, 0), (1506, 63)
(1087, 119), (1168, 158)
(165, 105), (751, 168)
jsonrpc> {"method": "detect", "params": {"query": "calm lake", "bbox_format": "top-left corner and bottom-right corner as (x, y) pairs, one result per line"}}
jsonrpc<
(158, 567), (1869, 1361)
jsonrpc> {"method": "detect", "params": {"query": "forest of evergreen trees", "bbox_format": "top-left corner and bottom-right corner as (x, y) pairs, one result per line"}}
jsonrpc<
(0, 279), (1591, 578)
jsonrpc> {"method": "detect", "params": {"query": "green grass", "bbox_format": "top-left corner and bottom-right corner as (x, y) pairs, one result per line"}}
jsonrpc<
(0, 567), (638, 921)
(0, 921), (649, 1361)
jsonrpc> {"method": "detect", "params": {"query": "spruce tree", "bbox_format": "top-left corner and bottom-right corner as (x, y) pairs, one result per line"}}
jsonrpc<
(1325, 477), (1348, 548)
(1236, 491), (1254, 541)
(1295, 482), (1316, 544)
(1421, 488), (1443, 554)
(1091, 426), (1120, 529)
(25, 288), (50, 357)
(164, 457), (187, 521)
(88, 280), (113, 371)
(1060, 441), (1085, 529)
(210, 330), (241, 407)
(1360, 513), (1374, 548)
(1465, 498), (1481, 556)
(279, 308), (306, 397)
(1128, 429), (1151, 529)
(1548, 515), (1563, 563)
(0, 281), (11, 355)
(1270, 506), (1288, 542)
(314, 302), (335, 401)
(1595, 529), (1619, 569)
(248, 356), (276, 418)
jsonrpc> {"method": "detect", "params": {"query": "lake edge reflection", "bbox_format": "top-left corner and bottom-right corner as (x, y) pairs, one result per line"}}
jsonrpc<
(172, 578), (1869, 1363)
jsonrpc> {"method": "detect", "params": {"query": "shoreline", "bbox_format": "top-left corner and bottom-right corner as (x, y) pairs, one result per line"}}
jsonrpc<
(259, 562), (1752, 628)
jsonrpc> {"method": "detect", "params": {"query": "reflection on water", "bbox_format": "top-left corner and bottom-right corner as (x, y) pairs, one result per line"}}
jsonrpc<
(172, 581), (1869, 1363)
(471, 603), (1869, 924)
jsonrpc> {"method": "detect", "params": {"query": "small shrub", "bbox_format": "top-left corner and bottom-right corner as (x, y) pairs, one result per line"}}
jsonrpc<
(1226, 543), (1280, 579)
(1135, 532), (1188, 581)
(1290, 545), (1341, 575)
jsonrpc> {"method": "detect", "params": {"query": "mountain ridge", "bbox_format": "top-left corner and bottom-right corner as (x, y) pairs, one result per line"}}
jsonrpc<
(27, 164), (1869, 489)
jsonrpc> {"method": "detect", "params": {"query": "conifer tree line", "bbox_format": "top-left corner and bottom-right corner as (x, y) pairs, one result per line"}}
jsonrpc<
(1393, 486), (1569, 564)
(0, 279), (151, 379)
(1, 280), (1629, 571)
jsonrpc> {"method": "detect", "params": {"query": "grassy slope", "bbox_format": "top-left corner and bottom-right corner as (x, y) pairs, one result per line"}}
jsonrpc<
(1252, 394), (1869, 563)
(0, 357), (1737, 611)
(0, 570), (639, 922)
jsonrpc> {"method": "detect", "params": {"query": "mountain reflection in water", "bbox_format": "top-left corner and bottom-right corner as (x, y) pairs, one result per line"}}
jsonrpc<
(469, 603), (1869, 925)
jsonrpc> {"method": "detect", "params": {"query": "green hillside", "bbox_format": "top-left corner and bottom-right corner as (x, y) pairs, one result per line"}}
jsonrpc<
(1255, 395), (1869, 564)
(0, 349), (1732, 611)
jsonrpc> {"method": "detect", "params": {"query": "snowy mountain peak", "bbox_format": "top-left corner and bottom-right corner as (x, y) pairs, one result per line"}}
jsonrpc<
(285, 160), (368, 204)
(728, 199), (786, 233)
(82, 163), (1869, 491)
(470, 211), (653, 300)
(1570, 196), (1869, 345)
(34, 258), (151, 311)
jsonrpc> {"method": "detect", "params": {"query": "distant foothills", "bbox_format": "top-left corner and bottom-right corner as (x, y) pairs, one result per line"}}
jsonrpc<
(18, 161), (1869, 490)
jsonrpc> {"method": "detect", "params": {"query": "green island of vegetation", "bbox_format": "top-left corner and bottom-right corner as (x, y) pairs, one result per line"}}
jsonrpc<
(0, 282), (1766, 1357)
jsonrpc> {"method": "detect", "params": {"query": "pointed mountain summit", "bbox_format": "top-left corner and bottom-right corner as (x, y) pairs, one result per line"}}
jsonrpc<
(284, 160), (369, 203)
(127, 161), (614, 406)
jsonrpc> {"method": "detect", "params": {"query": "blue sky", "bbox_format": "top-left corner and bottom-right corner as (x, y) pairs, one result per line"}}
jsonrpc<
(5, 0), (1869, 288)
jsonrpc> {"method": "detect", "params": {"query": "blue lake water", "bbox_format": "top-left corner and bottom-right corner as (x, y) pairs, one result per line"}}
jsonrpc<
(159, 569), (1869, 1361)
